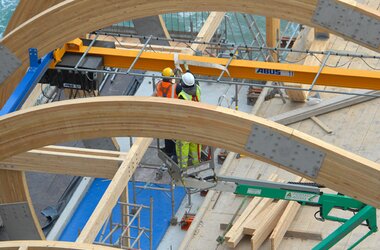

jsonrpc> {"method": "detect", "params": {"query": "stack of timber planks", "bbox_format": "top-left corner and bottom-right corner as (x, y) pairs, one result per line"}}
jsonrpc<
(224, 176), (315, 249)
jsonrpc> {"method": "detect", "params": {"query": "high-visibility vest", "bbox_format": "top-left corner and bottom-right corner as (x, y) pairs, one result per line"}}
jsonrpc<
(178, 85), (201, 102)
(156, 80), (177, 98)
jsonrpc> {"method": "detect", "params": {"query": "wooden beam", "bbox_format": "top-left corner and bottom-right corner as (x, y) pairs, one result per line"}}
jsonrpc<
(76, 137), (151, 243)
(250, 200), (289, 250)
(269, 201), (302, 249)
(190, 12), (226, 53)
(5, 0), (63, 34)
(2, 0), (380, 107)
(220, 224), (322, 241)
(0, 240), (116, 250)
(225, 197), (263, 241)
(226, 174), (277, 246)
(266, 17), (280, 61)
(269, 177), (303, 250)
(227, 196), (274, 247)
(284, 29), (334, 102)
(0, 149), (123, 179)
(0, 97), (379, 207)
(115, 41), (192, 54)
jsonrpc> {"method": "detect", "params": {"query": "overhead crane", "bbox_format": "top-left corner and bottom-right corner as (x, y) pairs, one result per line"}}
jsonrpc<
(49, 38), (380, 91)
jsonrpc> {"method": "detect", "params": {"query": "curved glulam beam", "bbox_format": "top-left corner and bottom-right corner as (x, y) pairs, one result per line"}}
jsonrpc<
(2, 0), (380, 106)
(0, 240), (117, 250)
(5, 0), (63, 34)
(0, 97), (379, 207)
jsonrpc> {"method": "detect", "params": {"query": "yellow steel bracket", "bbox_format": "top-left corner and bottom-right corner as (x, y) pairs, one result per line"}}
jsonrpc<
(51, 38), (83, 67)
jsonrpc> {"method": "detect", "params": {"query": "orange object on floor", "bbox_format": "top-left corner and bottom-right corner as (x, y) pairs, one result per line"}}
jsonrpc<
(180, 213), (196, 231)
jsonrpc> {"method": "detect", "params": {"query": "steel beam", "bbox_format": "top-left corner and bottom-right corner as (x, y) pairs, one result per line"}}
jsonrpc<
(61, 41), (380, 91)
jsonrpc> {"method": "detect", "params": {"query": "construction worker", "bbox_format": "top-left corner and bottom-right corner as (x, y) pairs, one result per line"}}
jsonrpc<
(152, 67), (180, 98)
(176, 72), (202, 169)
(153, 67), (181, 159)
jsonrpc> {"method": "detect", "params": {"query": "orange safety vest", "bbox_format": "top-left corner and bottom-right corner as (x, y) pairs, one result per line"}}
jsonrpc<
(156, 80), (177, 98)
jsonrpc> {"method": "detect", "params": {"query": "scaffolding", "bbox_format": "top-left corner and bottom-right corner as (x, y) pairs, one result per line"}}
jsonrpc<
(95, 198), (153, 249)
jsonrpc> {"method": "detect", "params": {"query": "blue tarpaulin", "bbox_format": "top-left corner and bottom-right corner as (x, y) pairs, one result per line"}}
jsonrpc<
(60, 179), (185, 249)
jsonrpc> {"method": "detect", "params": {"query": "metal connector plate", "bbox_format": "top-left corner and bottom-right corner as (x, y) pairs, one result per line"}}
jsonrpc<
(0, 45), (21, 85)
(245, 124), (325, 178)
(313, 0), (380, 48)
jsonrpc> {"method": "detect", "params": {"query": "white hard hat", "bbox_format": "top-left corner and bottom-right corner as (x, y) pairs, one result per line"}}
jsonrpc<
(181, 72), (195, 87)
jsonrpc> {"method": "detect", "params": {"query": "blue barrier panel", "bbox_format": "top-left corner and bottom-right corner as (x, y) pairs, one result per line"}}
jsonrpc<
(60, 179), (186, 249)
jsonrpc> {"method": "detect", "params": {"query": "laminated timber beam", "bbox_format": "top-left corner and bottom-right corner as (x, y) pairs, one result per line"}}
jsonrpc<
(0, 97), (379, 208)
(5, 0), (63, 34)
(2, 0), (380, 107)
(76, 137), (151, 244)
(60, 42), (380, 90)
(190, 12), (226, 53)
(0, 240), (117, 250)
(0, 148), (123, 179)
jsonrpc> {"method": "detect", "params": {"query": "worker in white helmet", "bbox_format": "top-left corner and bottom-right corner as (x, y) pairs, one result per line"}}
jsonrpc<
(176, 71), (202, 169)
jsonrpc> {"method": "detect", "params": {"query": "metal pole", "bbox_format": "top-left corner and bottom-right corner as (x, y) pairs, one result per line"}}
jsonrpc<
(170, 177), (176, 225)
(115, 206), (143, 246)
(110, 68), (119, 84)
(126, 35), (152, 74)
(150, 197), (153, 250)
(137, 205), (141, 249)
(217, 46), (239, 82)
(118, 202), (150, 209)
(53, 66), (380, 98)
(74, 33), (99, 70)
(120, 202), (124, 248)
(235, 83), (239, 110)
(93, 31), (380, 59)
(187, 188), (192, 208)
(308, 51), (332, 93)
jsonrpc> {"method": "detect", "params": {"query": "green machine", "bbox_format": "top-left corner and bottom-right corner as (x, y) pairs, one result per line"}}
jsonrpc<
(180, 175), (378, 249)
(223, 176), (378, 249)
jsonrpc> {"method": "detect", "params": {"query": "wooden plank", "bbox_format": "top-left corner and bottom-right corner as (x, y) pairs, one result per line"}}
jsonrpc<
(190, 12), (226, 53)
(310, 116), (333, 134)
(0, 97), (379, 207)
(38, 145), (126, 157)
(76, 137), (151, 243)
(266, 17), (280, 61)
(250, 200), (290, 250)
(227, 198), (273, 248)
(0, 150), (122, 179)
(220, 224), (322, 241)
(284, 30), (334, 102)
(224, 197), (263, 241)
(269, 177), (303, 250)
(2, 0), (380, 107)
(243, 202), (277, 235)
(226, 175), (278, 247)
(0, 240), (116, 250)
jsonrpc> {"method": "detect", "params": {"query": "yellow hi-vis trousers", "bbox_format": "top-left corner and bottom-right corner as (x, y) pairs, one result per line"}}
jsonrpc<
(176, 140), (200, 168)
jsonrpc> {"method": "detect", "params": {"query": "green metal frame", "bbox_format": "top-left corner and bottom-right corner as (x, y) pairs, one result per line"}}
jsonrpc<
(234, 184), (378, 249)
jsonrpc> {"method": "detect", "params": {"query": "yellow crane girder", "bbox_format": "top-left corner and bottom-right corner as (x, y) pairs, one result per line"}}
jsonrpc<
(55, 39), (380, 90)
